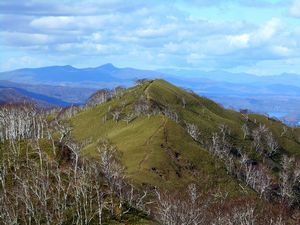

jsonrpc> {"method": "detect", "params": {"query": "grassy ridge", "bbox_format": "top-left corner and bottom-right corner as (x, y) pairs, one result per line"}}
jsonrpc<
(71, 79), (300, 198)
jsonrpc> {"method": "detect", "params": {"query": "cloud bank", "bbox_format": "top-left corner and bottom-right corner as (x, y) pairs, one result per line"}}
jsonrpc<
(1, 0), (300, 74)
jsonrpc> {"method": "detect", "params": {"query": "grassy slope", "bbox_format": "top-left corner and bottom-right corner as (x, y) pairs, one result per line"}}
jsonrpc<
(71, 79), (300, 197)
(148, 80), (300, 157)
(72, 81), (251, 196)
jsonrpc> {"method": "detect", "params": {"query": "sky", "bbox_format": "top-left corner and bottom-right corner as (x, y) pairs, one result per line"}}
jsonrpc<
(1, 0), (300, 75)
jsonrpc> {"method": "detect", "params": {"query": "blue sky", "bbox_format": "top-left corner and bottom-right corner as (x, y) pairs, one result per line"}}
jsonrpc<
(1, 0), (300, 75)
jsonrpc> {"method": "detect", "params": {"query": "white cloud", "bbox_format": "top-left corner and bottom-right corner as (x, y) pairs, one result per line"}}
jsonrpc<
(30, 16), (75, 29)
(226, 34), (250, 49)
(30, 15), (120, 30)
(55, 43), (74, 51)
(54, 40), (118, 55)
(91, 32), (102, 41)
(1, 56), (43, 72)
(251, 18), (282, 44)
(1, 32), (53, 45)
(163, 42), (181, 53)
(222, 19), (283, 52)
(186, 53), (205, 65)
(290, 0), (300, 17)
(271, 45), (292, 57)
(135, 24), (176, 38)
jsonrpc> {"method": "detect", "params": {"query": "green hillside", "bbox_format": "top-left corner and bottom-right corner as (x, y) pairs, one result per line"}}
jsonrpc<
(2, 79), (300, 224)
(71, 79), (300, 197)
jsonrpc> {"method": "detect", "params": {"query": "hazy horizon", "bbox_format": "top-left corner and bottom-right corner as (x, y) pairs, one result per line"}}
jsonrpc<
(2, 62), (300, 78)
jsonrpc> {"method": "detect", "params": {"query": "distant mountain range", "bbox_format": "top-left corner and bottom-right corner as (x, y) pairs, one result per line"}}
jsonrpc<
(1, 63), (300, 95)
(0, 63), (164, 88)
(159, 68), (300, 87)
(0, 80), (96, 107)
(0, 86), (70, 108)
(0, 63), (300, 124)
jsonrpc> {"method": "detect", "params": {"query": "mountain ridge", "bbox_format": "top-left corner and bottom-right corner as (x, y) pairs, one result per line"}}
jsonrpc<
(71, 79), (300, 191)
(2, 63), (300, 89)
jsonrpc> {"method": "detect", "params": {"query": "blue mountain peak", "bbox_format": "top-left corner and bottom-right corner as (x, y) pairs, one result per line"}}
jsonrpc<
(98, 63), (117, 70)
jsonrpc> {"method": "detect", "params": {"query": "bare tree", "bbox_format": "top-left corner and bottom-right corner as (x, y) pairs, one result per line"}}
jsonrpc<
(163, 107), (179, 123)
(212, 124), (233, 158)
(252, 124), (268, 154)
(266, 132), (279, 157)
(54, 119), (72, 143)
(56, 105), (81, 120)
(122, 112), (136, 125)
(65, 138), (84, 181)
(219, 124), (231, 142)
(0, 103), (47, 142)
(240, 109), (250, 121)
(155, 183), (205, 225)
(279, 155), (300, 206)
(182, 97), (186, 108)
(87, 89), (111, 107)
(135, 79), (149, 86)
(214, 202), (257, 225)
(113, 86), (126, 98)
(134, 95), (150, 116)
(111, 108), (121, 122)
(280, 126), (288, 137)
(97, 140), (124, 215)
(252, 123), (281, 158)
(242, 124), (250, 139)
(185, 122), (200, 141)
(242, 158), (272, 199)
(210, 132), (221, 155)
